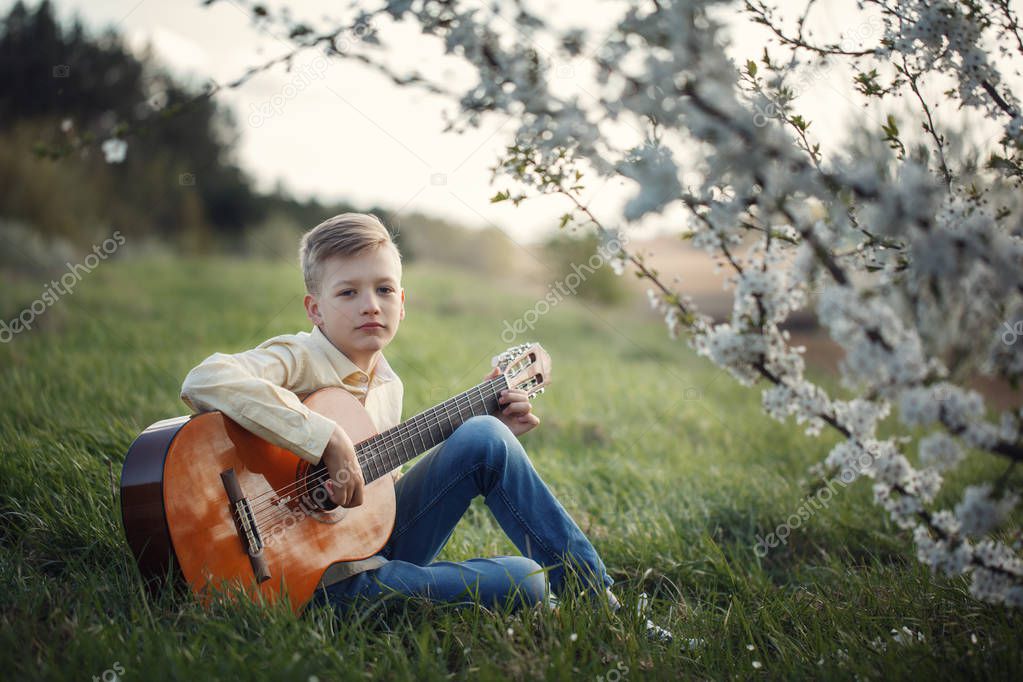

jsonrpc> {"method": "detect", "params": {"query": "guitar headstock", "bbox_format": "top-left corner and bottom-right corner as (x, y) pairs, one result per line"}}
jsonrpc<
(492, 342), (552, 398)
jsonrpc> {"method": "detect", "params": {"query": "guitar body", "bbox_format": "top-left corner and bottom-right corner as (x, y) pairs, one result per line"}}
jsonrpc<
(120, 387), (395, 615)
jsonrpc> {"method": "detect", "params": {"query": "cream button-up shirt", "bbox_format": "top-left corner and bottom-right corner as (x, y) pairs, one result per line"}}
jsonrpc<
(180, 325), (404, 481)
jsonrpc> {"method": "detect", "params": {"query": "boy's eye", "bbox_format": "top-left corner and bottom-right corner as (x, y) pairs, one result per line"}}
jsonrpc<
(337, 287), (394, 296)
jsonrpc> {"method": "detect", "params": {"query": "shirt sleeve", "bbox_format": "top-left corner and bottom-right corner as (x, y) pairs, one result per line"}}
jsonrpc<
(180, 342), (337, 465)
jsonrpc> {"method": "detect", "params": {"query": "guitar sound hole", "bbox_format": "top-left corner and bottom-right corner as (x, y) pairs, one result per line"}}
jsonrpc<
(301, 463), (338, 512)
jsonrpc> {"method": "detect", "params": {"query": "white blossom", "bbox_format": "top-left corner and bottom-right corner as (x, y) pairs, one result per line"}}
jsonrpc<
(101, 138), (127, 164)
(616, 141), (682, 221)
(918, 433), (964, 472)
(381, 0), (1023, 608)
(891, 626), (925, 645)
(955, 484), (1019, 537)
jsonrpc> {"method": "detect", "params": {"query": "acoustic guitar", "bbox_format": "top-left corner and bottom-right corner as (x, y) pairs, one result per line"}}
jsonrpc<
(120, 342), (551, 614)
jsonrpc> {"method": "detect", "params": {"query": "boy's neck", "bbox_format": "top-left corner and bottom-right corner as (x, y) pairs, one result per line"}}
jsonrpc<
(351, 351), (379, 375)
(318, 325), (379, 375)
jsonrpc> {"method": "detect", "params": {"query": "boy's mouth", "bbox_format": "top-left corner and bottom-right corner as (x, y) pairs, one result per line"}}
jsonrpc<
(357, 322), (385, 329)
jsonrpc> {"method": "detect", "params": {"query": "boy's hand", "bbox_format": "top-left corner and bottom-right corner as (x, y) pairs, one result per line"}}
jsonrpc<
(484, 367), (540, 437)
(321, 424), (365, 507)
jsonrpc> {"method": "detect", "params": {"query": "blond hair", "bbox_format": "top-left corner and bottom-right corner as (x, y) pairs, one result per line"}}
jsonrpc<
(299, 213), (401, 294)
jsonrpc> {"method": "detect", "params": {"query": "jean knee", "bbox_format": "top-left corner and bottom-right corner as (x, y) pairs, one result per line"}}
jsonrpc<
(463, 415), (512, 442)
(455, 415), (520, 463)
(503, 556), (547, 607)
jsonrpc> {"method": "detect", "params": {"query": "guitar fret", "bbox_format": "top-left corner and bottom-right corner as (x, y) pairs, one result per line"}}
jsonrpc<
(430, 404), (444, 443)
(360, 442), (379, 481)
(416, 413), (427, 452)
(472, 384), (484, 417)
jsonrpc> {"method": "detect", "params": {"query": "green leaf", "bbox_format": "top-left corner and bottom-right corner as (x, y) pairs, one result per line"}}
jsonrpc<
(854, 68), (882, 97)
(746, 60), (757, 77)
(882, 114), (899, 137)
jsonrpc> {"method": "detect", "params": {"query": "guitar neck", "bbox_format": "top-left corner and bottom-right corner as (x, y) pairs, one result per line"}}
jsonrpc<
(355, 375), (509, 483)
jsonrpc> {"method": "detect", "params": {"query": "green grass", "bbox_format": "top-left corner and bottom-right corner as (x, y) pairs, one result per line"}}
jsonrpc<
(1, 255), (1019, 680)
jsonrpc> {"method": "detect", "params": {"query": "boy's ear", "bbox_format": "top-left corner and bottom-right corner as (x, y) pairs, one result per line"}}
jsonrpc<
(399, 288), (405, 321)
(304, 293), (321, 325)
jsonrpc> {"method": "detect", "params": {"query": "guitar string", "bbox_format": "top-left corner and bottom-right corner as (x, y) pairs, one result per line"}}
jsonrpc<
(242, 376), (504, 511)
(251, 380), (509, 529)
(359, 378), (511, 482)
(250, 379), (508, 527)
(248, 378), (512, 527)
(244, 377), (507, 514)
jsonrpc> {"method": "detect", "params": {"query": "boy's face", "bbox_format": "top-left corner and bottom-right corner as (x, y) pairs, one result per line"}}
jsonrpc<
(304, 246), (405, 371)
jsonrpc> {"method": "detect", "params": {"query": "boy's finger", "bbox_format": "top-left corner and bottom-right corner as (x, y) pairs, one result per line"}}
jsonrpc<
(503, 402), (531, 415)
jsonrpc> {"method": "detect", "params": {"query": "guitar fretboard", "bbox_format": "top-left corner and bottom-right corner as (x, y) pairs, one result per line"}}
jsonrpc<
(355, 375), (510, 483)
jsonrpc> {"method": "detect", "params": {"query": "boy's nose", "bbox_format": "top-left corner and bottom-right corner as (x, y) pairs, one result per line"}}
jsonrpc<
(361, 295), (382, 313)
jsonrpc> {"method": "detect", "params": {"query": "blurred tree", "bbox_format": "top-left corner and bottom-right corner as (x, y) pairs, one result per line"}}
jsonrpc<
(542, 232), (626, 305)
(0, 0), (258, 244)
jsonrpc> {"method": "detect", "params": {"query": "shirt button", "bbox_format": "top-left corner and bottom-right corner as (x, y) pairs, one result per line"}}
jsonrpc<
(357, 375), (368, 383)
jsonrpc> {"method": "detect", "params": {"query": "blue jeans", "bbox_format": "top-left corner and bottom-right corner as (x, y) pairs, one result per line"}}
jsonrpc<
(307, 415), (614, 616)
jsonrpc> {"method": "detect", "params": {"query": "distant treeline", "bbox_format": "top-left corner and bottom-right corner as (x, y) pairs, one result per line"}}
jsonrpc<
(0, 1), (624, 304)
(0, 1), (414, 255)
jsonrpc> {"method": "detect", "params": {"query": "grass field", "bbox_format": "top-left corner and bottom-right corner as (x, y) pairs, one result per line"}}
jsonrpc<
(1, 255), (1019, 680)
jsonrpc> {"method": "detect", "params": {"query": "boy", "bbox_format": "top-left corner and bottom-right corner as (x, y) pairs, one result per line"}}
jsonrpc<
(180, 213), (672, 641)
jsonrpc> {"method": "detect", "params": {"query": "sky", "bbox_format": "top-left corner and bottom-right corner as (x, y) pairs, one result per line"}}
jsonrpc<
(9, 0), (1001, 244)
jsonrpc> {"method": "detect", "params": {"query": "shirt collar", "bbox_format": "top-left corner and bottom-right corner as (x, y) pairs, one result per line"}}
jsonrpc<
(310, 325), (398, 388)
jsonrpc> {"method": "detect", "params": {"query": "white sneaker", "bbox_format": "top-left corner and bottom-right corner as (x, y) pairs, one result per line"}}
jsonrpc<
(633, 592), (674, 643)
(546, 590), (677, 643)
(643, 617), (675, 643)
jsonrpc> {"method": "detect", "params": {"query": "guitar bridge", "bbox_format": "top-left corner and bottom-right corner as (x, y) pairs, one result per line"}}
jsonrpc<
(220, 468), (271, 583)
